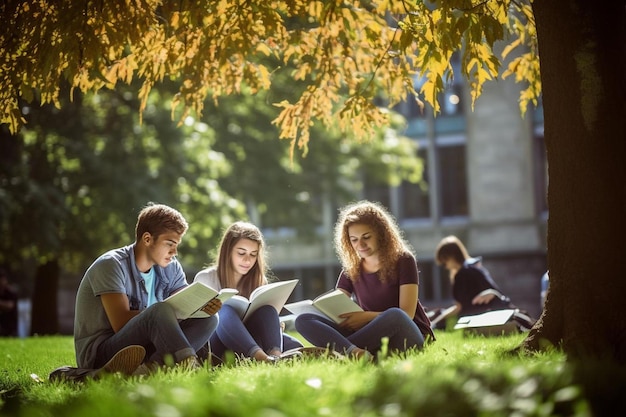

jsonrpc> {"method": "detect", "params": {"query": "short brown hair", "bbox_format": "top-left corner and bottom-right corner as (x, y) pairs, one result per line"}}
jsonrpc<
(135, 203), (188, 241)
(435, 235), (469, 265)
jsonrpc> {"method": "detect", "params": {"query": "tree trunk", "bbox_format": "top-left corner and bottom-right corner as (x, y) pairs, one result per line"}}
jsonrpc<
(521, 0), (626, 361)
(30, 260), (59, 335)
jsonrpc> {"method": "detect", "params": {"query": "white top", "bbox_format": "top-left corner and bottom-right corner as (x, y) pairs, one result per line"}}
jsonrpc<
(193, 266), (221, 290)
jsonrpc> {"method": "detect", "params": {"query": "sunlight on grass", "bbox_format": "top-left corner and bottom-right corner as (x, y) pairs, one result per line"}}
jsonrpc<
(0, 332), (609, 416)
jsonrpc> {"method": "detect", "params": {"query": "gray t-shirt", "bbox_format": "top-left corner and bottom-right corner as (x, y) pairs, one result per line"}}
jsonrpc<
(73, 244), (187, 368)
(193, 267), (221, 290)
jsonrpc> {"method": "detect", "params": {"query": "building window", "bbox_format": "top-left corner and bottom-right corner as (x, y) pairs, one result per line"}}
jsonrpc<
(385, 136), (468, 222)
(399, 148), (430, 219)
(363, 140), (469, 221)
(418, 260), (452, 304)
(382, 51), (468, 223)
(364, 175), (392, 209)
(438, 142), (469, 217)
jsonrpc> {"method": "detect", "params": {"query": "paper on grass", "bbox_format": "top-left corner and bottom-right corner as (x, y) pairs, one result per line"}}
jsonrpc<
(453, 309), (516, 329)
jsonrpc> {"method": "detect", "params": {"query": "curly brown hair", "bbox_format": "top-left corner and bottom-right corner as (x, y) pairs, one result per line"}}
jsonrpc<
(334, 200), (414, 282)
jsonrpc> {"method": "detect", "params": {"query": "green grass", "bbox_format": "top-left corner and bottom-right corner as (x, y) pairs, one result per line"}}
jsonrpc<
(1, 332), (624, 416)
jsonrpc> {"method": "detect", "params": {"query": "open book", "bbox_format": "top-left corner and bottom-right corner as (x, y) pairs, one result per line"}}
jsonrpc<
(225, 279), (299, 322)
(164, 281), (239, 320)
(284, 289), (363, 323)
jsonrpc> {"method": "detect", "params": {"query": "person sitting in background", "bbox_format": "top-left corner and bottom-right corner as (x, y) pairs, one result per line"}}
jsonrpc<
(295, 200), (434, 361)
(431, 235), (535, 331)
(194, 221), (303, 365)
(73, 203), (221, 376)
(0, 268), (18, 337)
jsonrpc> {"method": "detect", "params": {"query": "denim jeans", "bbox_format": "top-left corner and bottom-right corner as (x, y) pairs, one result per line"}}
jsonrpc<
(282, 332), (303, 351)
(95, 302), (218, 366)
(210, 304), (301, 361)
(295, 307), (425, 355)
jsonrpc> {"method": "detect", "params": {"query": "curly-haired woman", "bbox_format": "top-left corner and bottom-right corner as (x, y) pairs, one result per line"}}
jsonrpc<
(295, 200), (434, 361)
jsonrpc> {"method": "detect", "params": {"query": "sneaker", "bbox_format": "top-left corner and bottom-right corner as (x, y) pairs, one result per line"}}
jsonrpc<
(132, 361), (162, 376)
(289, 346), (346, 360)
(257, 351), (301, 365)
(278, 349), (303, 361)
(49, 366), (97, 383)
(97, 345), (146, 377)
(177, 355), (202, 371)
(349, 348), (374, 362)
(264, 355), (280, 364)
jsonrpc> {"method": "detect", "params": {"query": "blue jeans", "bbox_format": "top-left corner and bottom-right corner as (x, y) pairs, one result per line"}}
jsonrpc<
(210, 304), (302, 362)
(282, 332), (303, 351)
(95, 302), (218, 366)
(295, 307), (425, 355)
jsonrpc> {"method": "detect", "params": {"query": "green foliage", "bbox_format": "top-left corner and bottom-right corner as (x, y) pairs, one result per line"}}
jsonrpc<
(1, 332), (617, 416)
(0, 76), (423, 277)
(0, 0), (532, 281)
(203, 69), (423, 237)
(0, 82), (242, 272)
(1, 0), (540, 151)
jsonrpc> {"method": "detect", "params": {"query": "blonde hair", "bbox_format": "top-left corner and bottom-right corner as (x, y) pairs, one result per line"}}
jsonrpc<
(334, 200), (413, 282)
(215, 221), (268, 298)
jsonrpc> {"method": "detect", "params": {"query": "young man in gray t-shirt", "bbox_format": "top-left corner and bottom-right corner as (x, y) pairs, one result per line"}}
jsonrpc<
(73, 203), (220, 376)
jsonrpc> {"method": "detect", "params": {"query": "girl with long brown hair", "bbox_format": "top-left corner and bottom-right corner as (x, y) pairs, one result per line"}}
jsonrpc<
(194, 221), (302, 364)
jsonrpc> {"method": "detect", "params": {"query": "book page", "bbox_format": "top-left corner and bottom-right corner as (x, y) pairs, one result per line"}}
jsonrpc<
(188, 288), (239, 318)
(164, 281), (219, 320)
(244, 279), (299, 321)
(216, 288), (239, 302)
(284, 299), (325, 318)
(313, 289), (363, 323)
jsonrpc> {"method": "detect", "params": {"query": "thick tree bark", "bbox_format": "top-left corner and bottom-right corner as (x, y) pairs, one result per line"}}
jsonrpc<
(521, 0), (626, 361)
(30, 260), (59, 335)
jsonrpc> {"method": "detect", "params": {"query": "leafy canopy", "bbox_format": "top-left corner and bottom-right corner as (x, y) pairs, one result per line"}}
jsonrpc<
(0, 81), (244, 272)
(0, 0), (539, 152)
(0, 72), (422, 273)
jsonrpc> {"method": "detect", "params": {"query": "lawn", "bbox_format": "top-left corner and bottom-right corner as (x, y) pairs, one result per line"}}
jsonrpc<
(1, 331), (624, 416)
